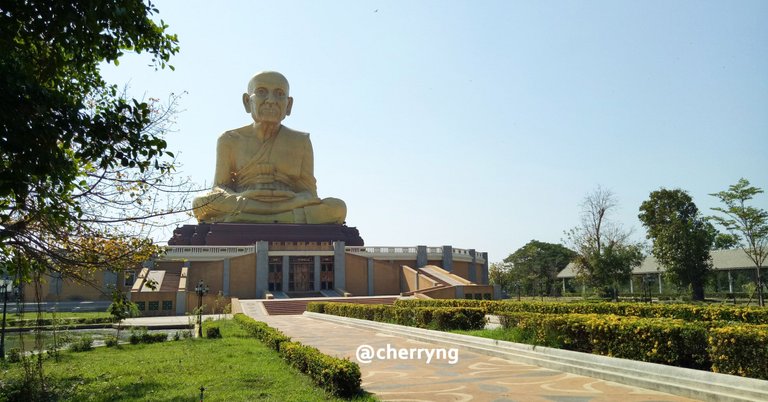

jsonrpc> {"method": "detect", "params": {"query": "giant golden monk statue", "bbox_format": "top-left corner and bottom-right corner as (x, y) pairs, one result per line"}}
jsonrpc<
(192, 71), (346, 224)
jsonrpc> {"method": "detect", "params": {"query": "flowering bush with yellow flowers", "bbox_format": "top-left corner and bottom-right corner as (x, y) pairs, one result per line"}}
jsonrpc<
(708, 325), (768, 379)
(498, 312), (711, 369)
(394, 299), (768, 324)
(308, 302), (487, 331)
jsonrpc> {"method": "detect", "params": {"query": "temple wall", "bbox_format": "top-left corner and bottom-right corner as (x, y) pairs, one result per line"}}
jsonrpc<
(451, 262), (470, 281)
(185, 293), (230, 315)
(23, 270), (129, 302)
(187, 261), (224, 295)
(56, 277), (106, 301)
(474, 265), (484, 284)
(401, 265), (418, 292)
(373, 260), (399, 295)
(131, 292), (177, 316)
(229, 253), (257, 298)
(420, 286), (456, 299)
(462, 285), (495, 300)
(344, 254), (368, 296)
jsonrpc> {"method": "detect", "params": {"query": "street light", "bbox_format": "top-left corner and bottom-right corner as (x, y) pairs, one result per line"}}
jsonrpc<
(194, 280), (209, 338)
(642, 274), (654, 303)
(1, 275), (16, 360)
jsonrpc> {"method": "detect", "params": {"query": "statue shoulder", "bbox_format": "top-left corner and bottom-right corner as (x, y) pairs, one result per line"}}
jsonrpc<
(279, 126), (310, 141)
(217, 125), (252, 144)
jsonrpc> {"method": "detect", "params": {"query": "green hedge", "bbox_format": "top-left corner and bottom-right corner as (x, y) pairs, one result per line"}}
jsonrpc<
(498, 312), (768, 378)
(7, 316), (114, 327)
(233, 314), (361, 397)
(708, 325), (768, 380)
(280, 341), (362, 397)
(233, 314), (291, 351)
(394, 299), (768, 324)
(308, 302), (487, 331)
(498, 312), (710, 369)
(128, 328), (168, 344)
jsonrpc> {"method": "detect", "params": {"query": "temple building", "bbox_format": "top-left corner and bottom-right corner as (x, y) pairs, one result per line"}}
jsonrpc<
(128, 240), (496, 316)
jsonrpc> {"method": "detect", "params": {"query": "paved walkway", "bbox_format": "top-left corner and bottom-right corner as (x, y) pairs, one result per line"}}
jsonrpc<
(239, 300), (697, 402)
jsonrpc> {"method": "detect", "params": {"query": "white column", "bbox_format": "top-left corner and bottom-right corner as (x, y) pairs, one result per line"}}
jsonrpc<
(658, 273), (663, 294)
(728, 271), (733, 293)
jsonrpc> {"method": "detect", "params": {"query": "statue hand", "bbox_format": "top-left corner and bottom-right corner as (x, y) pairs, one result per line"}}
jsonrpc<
(237, 191), (321, 214)
(241, 189), (296, 201)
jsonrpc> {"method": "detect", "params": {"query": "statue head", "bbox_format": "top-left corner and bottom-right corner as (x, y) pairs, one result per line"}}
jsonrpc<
(242, 71), (294, 124)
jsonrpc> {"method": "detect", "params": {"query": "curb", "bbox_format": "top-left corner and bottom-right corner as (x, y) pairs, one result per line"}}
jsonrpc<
(303, 312), (768, 402)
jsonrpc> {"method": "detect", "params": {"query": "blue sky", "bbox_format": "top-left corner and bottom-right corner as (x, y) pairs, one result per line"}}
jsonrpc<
(101, 0), (768, 262)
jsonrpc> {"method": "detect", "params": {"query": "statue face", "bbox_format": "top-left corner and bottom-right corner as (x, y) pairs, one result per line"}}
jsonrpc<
(243, 72), (293, 124)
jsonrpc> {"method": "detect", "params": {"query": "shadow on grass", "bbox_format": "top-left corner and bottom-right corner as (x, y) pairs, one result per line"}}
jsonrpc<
(351, 390), (379, 401)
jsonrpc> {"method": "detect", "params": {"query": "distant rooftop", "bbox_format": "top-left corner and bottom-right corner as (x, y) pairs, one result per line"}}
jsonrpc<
(557, 248), (765, 279)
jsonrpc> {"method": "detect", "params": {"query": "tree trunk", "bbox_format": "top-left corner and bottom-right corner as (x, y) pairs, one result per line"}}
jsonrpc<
(691, 281), (705, 301)
(756, 267), (765, 307)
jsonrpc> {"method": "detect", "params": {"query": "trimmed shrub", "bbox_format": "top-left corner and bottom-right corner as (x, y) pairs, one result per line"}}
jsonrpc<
(280, 341), (361, 397)
(104, 335), (119, 347)
(233, 314), (362, 397)
(498, 312), (711, 369)
(206, 326), (222, 339)
(430, 307), (486, 331)
(233, 314), (290, 351)
(708, 325), (768, 380)
(314, 302), (486, 331)
(394, 299), (768, 324)
(306, 302), (325, 314)
(129, 327), (168, 344)
(69, 336), (93, 352)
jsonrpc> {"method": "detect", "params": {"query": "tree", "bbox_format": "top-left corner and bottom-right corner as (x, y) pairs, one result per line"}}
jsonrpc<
(638, 189), (714, 301)
(709, 178), (768, 307)
(107, 289), (139, 343)
(488, 262), (514, 297)
(712, 232), (740, 250)
(0, 2), (188, 394)
(1, 1), (189, 284)
(503, 240), (577, 296)
(565, 187), (643, 301)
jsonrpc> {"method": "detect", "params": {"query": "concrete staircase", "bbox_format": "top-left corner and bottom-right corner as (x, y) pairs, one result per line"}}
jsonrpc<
(158, 272), (181, 292)
(261, 296), (398, 316)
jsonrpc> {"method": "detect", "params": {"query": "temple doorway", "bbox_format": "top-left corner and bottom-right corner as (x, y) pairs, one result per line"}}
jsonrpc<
(289, 256), (313, 292)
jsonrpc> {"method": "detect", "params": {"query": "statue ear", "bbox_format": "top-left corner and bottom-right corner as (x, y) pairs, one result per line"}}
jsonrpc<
(242, 93), (251, 113)
(286, 97), (294, 116)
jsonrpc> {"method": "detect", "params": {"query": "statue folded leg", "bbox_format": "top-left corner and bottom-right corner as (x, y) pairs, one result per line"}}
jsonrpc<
(219, 198), (346, 224)
(303, 198), (346, 224)
(192, 189), (344, 224)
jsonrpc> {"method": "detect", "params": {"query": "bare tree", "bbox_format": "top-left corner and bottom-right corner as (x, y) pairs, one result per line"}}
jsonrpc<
(565, 186), (643, 301)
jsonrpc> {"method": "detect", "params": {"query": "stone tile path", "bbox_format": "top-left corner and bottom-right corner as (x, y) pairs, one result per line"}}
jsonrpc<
(239, 300), (697, 402)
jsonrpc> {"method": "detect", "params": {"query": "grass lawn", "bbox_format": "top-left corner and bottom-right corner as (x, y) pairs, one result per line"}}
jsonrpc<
(1, 320), (376, 401)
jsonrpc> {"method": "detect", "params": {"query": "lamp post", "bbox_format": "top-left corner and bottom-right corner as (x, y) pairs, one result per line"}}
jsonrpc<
(643, 274), (654, 303)
(1, 275), (13, 360)
(194, 280), (209, 338)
